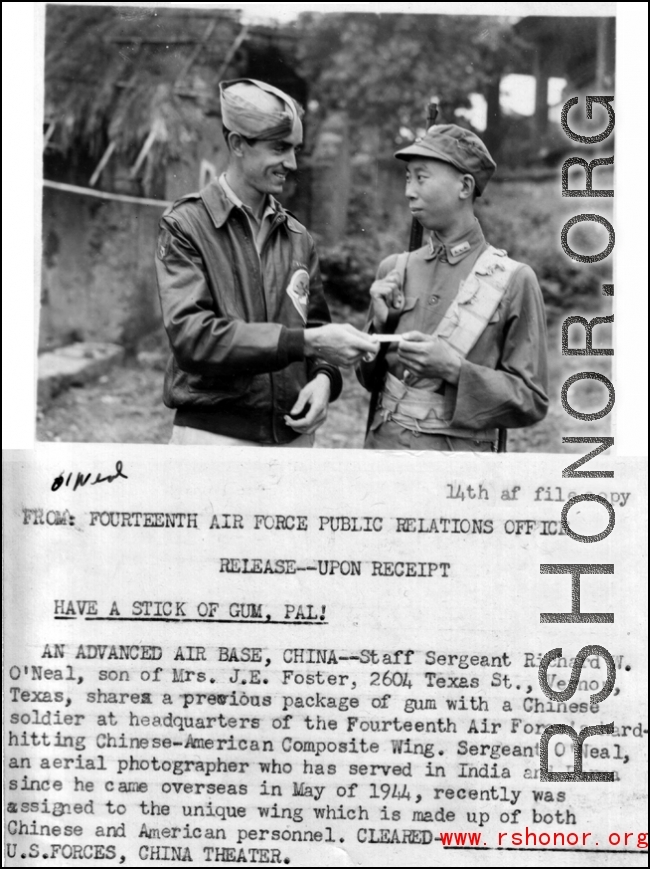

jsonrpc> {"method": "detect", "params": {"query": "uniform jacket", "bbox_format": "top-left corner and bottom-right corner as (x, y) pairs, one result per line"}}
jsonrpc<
(155, 180), (342, 444)
(357, 219), (549, 435)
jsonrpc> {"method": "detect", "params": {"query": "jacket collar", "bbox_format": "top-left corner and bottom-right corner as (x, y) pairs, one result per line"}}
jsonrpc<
(219, 173), (276, 223)
(200, 179), (303, 234)
(425, 218), (485, 265)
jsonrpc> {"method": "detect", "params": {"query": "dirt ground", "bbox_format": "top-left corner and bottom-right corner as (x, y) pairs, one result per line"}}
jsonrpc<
(37, 302), (611, 453)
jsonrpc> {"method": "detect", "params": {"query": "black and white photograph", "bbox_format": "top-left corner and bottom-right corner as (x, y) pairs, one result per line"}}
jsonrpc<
(3, 4), (647, 868)
(36, 4), (615, 452)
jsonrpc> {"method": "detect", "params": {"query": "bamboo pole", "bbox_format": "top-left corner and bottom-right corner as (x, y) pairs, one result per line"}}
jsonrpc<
(89, 141), (117, 187)
(129, 128), (158, 179)
(215, 24), (249, 81)
(43, 179), (171, 208)
(173, 20), (217, 88)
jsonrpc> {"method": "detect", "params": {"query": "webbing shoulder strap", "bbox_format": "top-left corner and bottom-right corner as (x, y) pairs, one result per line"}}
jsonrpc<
(384, 251), (410, 332)
(433, 246), (519, 358)
(394, 251), (409, 287)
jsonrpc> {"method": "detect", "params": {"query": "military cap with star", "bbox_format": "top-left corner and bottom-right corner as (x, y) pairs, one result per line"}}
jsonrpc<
(394, 123), (497, 196)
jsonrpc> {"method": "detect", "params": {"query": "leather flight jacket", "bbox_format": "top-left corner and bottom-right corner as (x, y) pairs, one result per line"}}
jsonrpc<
(156, 181), (342, 444)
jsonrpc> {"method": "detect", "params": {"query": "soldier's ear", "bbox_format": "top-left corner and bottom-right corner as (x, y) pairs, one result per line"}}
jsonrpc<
(459, 173), (475, 201)
(228, 132), (247, 157)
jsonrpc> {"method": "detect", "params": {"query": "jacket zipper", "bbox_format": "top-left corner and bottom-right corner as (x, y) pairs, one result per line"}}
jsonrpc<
(264, 216), (287, 444)
(244, 211), (286, 444)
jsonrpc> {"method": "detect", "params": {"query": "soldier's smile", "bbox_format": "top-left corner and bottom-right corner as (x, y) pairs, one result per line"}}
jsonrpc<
(240, 129), (302, 197)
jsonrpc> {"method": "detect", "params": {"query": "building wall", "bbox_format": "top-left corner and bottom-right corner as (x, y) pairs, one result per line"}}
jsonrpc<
(39, 186), (163, 352)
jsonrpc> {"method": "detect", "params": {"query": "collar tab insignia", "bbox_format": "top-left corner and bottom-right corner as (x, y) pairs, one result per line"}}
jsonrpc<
(450, 240), (471, 257)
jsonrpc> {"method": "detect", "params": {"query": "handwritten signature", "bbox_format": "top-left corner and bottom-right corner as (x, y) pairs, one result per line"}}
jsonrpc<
(51, 461), (128, 492)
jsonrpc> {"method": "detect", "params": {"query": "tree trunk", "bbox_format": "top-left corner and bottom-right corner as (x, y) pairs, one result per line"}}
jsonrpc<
(484, 72), (502, 160)
(533, 50), (548, 140)
(310, 111), (352, 245)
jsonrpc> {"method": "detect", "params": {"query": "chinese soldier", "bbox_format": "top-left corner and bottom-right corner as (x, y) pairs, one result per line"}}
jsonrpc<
(357, 124), (549, 451)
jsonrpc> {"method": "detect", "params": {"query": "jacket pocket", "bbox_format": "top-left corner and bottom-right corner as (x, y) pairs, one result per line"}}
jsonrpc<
(187, 371), (252, 397)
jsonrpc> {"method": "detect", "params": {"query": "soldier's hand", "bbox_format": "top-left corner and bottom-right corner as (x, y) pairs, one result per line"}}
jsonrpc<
(284, 374), (330, 435)
(398, 331), (462, 384)
(305, 324), (379, 368)
(370, 269), (404, 330)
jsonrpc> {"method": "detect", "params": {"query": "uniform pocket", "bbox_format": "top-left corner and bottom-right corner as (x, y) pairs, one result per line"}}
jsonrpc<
(187, 372), (252, 397)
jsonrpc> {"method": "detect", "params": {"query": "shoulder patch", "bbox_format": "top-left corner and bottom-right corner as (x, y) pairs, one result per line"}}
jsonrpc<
(286, 267), (310, 323)
(157, 228), (172, 260)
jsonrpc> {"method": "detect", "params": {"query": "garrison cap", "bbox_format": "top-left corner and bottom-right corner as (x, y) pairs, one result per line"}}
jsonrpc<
(394, 124), (496, 195)
(220, 78), (303, 142)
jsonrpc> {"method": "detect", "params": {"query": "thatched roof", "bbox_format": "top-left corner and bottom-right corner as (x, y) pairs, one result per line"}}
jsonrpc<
(44, 6), (305, 187)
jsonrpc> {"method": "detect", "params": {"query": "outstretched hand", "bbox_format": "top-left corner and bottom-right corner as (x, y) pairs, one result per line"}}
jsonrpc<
(305, 324), (379, 368)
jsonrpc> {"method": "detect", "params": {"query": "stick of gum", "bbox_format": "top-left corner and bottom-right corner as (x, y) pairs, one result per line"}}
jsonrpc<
(372, 334), (404, 343)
